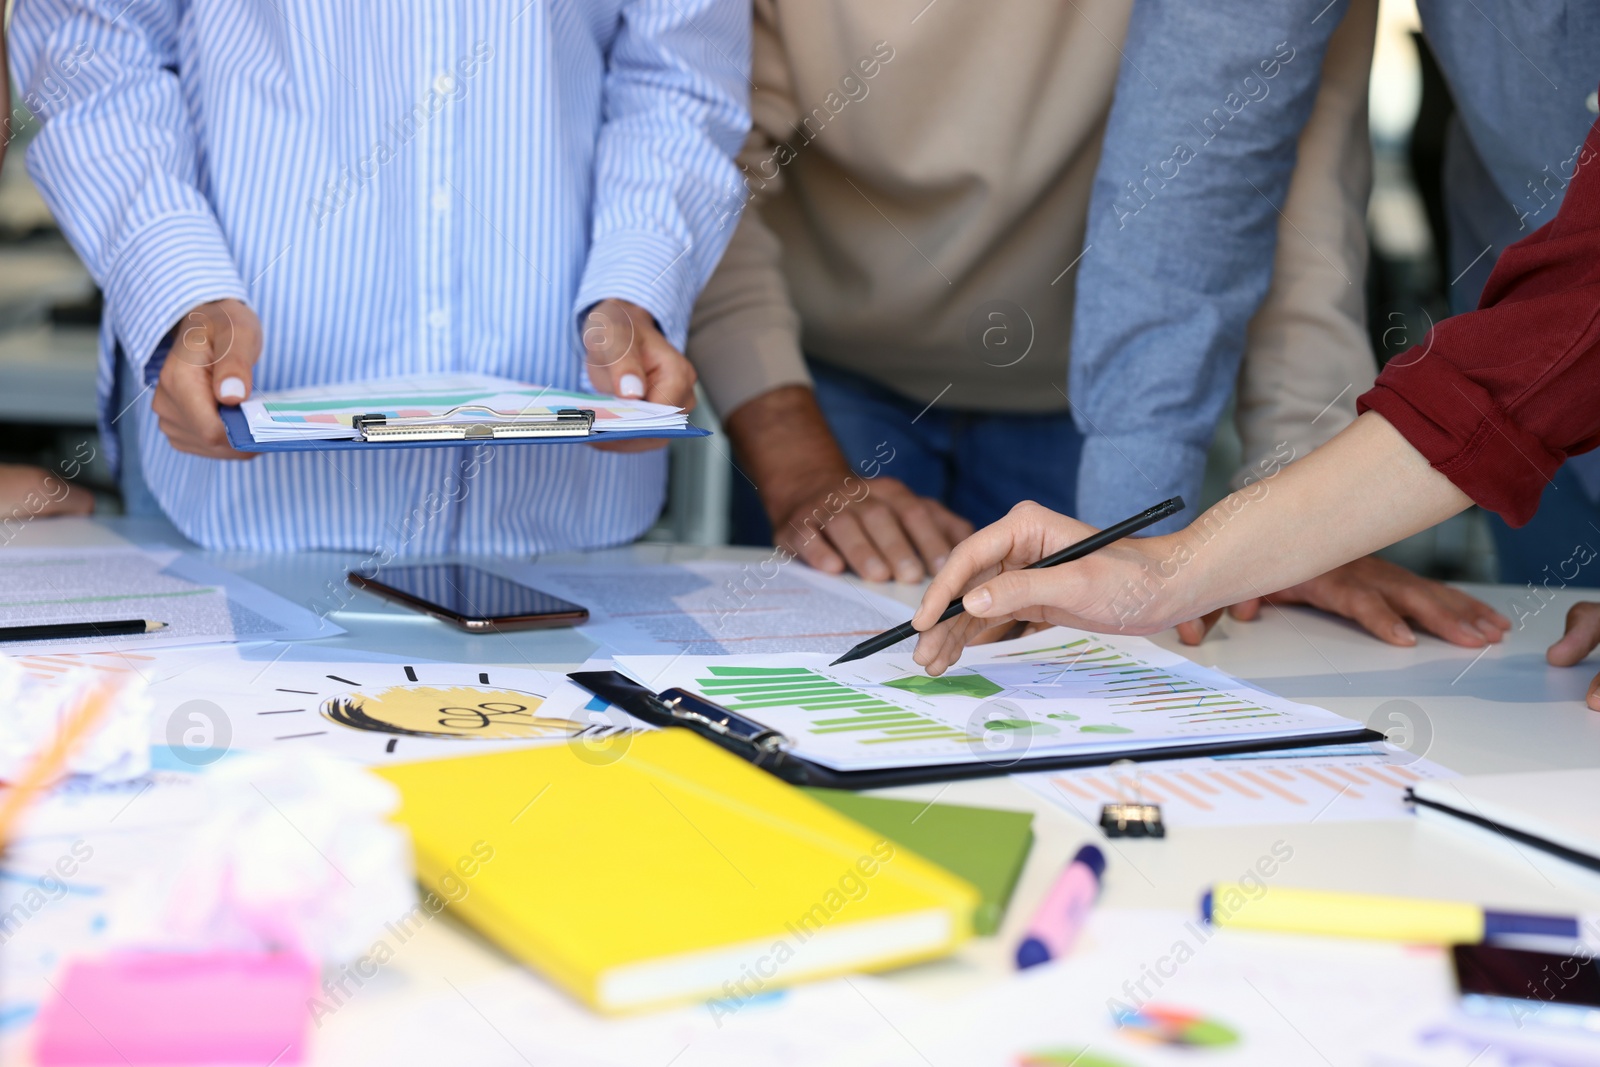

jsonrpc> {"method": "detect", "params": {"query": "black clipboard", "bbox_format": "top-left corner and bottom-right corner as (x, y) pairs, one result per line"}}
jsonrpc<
(569, 670), (1383, 789)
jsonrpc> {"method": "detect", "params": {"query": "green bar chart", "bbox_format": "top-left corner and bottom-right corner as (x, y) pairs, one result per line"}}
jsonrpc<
(697, 665), (973, 744)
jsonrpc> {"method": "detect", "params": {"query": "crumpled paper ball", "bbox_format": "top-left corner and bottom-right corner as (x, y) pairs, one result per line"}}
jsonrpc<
(0, 655), (151, 783)
(112, 750), (417, 965)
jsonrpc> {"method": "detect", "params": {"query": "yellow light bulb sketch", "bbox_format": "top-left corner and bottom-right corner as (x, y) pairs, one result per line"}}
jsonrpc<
(321, 684), (582, 740)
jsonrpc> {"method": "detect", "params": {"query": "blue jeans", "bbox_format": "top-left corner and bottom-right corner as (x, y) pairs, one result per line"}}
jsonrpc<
(1490, 462), (1600, 590)
(731, 361), (1083, 545)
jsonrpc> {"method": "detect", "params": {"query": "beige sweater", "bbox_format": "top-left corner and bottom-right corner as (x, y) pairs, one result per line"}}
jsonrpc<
(688, 0), (1378, 476)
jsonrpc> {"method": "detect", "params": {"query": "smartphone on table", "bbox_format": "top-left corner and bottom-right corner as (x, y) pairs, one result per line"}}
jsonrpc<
(1452, 942), (1600, 1033)
(347, 564), (588, 632)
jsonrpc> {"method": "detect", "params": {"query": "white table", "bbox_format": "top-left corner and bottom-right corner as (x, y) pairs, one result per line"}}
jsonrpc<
(7, 517), (1600, 1064)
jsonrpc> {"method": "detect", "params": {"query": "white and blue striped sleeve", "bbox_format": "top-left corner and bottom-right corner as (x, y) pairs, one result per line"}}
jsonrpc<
(10, 0), (249, 378)
(572, 0), (751, 351)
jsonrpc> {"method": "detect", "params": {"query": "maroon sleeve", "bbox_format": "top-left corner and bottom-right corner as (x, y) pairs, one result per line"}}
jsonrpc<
(1357, 108), (1600, 528)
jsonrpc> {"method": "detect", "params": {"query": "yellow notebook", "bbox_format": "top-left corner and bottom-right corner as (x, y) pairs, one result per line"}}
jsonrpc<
(377, 730), (977, 1013)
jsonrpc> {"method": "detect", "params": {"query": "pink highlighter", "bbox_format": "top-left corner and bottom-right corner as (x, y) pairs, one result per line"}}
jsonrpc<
(1015, 844), (1106, 969)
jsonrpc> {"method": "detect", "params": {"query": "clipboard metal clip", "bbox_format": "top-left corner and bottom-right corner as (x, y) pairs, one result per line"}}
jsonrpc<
(565, 672), (793, 767)
(352, 406), (596, 442)
(658, 688), (792, 762)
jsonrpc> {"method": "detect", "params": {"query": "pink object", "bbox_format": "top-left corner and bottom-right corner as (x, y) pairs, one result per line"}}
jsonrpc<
(1015, 844), (1106, 968)
(34, 952), (319, 1065)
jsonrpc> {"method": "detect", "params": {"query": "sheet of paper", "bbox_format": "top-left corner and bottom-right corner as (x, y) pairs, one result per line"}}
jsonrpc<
(834, 909), (1454, 1067)
(0, 546), (342, 654)
(615, 627), (1366, 772)
(1018, 743), (1459, 827)
(0, 645), (634, 1040)
(240, 372), (685, 441)
(1373, 1014), (1600, 1067)
(117, 644), (635, 766)
(0, 643), (634, 776)
(0, 827), (169, 1037)
(315, 963), (924, 1067)
(508, 559), (914, 655)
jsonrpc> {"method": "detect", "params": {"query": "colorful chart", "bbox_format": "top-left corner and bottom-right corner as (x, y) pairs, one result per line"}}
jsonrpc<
(11, 651), (154, 683)
(693, 665), (975, 745)
(621, 625), (1364, 773)
(987, 638), (1279, 723)
(1024, 744), (1456, 826)
(884, 673), (1003, 699)
(1111, 1005), (1238, 1048)
(1016, 1050), (1137, 1067)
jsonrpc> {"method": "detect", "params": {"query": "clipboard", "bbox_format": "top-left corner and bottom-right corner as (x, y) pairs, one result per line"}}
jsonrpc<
(569, 670), (1383, 789)
(221, 405), (710, 453)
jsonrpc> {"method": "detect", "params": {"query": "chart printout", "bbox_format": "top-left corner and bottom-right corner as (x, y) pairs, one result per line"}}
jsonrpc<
(618, 627), (1364, 771)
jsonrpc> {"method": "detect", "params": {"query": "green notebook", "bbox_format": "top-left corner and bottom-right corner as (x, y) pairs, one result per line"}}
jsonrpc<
(802, 788), (1034, 936)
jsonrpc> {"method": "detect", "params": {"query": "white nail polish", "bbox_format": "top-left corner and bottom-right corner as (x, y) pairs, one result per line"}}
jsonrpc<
(219, 376), (246, 400)
(619, 374), (644, 398)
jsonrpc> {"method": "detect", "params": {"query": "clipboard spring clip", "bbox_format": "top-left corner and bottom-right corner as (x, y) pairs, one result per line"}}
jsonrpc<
(657, 688), (792, 765)
(351, 405), (596, 442)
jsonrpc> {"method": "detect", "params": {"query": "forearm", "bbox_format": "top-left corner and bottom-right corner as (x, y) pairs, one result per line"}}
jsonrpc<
(1, 25), (9, 165)
(1233, 0), (1376, 488)
(12, 3), (248, 371)
(686, 206), (811, 417)
(575, 0), (750, 349)
(1070, 0), (1345, 529)
(1163, 412), (1471, 622)
(724, 385), (852, 514)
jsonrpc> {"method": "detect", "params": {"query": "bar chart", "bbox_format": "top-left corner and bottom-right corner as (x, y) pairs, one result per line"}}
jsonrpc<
(620, 625), (1366, 772)
(694, 665), (974, 745)
(1021, 746), (1456, 826)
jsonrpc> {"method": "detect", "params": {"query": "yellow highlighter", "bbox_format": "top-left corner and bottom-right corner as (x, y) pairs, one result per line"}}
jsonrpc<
(1201, 884), (1594, 946)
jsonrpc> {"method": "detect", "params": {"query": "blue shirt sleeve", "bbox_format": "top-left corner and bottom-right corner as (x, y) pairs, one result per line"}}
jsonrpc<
(573, 0), (752, 351)
(1068, 0), (1346, 529)
(10, 0), (250, 378)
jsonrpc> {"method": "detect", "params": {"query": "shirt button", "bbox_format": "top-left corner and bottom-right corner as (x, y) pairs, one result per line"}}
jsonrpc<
(1588, 90), (1599, 115)
(431, 187), (450, 212)
(428, 309), (449, 329)
(433, 72), (455, 96)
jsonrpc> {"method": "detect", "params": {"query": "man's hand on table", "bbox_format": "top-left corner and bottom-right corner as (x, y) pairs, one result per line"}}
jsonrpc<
(0, 463), (93, 517)
(1546, 602), (1600, 711)
(583, 298), (698, 454)
(152, 298), (262, 460)
(1174, 555), (1511, 648)
(723, 385), (973, 582)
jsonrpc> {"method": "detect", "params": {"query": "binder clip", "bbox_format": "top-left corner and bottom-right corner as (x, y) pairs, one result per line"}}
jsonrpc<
(1099, 760), (1165, 838)
(1100, 802), (1164, 838)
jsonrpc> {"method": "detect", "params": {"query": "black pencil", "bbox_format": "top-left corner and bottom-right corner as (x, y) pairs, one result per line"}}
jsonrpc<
(829, 497), (1184, 666)
(0, 619), (168, 643)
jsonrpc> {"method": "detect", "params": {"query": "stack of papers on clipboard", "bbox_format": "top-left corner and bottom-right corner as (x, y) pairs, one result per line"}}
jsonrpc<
(238, 373), (689, 444)
(573, 626), (1378, 787)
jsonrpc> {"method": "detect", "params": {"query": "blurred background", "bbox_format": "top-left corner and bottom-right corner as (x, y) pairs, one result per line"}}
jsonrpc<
(0, 0), (1502, 580)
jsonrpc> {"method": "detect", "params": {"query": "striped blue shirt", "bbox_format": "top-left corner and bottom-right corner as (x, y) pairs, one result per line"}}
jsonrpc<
(11, 1), (750, 554)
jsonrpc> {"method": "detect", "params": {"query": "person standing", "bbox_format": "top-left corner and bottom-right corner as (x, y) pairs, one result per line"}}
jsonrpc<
(12, 1), (748, 553)
(1068, 0), (1599, 588)
(686, 0), (1504, 649)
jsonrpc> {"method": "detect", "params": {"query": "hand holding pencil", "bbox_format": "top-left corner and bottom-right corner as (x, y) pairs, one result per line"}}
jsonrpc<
(912, 500), (1191, 675)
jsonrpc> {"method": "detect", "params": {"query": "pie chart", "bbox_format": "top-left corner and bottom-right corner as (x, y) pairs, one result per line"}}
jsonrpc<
(1112, 1004), (1239, 1047)
(1016, 1049), (1136, 1067)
